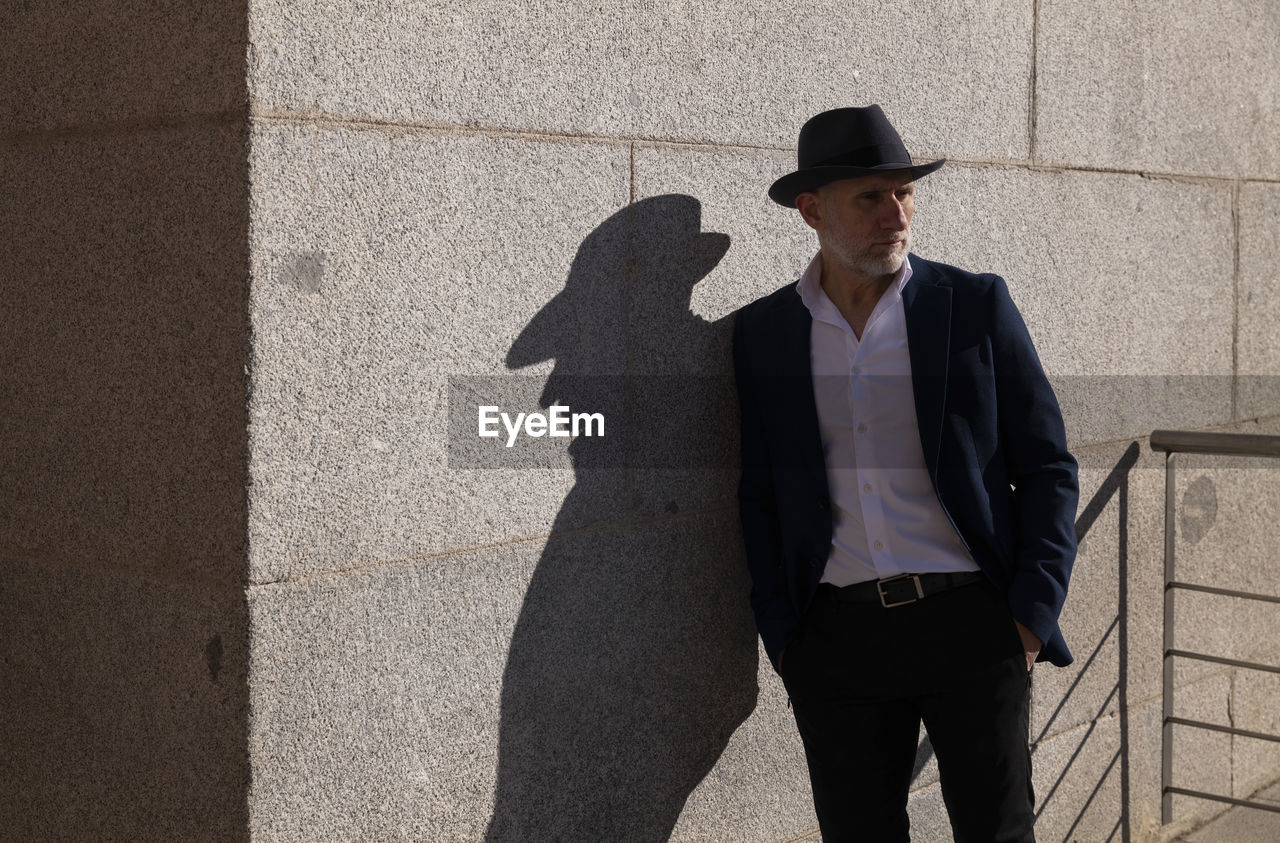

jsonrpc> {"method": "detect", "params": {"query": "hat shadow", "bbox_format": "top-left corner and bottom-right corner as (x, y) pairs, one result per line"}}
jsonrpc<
(485, 195), (758, 840)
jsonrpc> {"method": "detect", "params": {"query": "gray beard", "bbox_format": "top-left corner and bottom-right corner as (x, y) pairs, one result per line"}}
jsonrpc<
(849, 249), (905, 277)
(830, 235), (910, 278)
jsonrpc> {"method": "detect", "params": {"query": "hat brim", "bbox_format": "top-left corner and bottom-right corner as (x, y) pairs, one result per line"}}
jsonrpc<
(768, 158), (946, 207)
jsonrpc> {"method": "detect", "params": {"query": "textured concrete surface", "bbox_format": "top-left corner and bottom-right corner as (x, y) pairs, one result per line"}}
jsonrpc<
(1037, 0), (1280, 178)
(911, 161), (1228, 445)
(1117, 682), (1239, 840)
(906, 782), (955, 841)
(1030, 708), (1126, 843)
(1123, 695), (1170, 841)
(1172, 468), (1280, 595)
(247, 0), (1031, 158)
(1238, 182), (1280, 420)
(247, 123), (631, 583)
(628, 144), (810, 519)
(1, 1), (248, 132)
(1, 121), (251, 839)
(912, 164), (1235, 447)
(910, 164), (1235, 380)
(0, 558), (248, 842)
(1232, 670), (1280, 800)
(1164, 674), (1235, 827)
(248, 511), (759, 841)
(1168, 468), (1280, 687)
(10, 0), (1280, 839)
(912, 164), (1233, 377)
(247, 539), (534, 841)
(1182, 778), (1280, 842)
(633, 144), (814, 322)
(1, 125), (250, 584)
(668, 642), (815, 840)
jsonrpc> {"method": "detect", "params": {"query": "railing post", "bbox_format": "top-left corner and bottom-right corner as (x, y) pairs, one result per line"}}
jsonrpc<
(1161, 450), (1177, 825)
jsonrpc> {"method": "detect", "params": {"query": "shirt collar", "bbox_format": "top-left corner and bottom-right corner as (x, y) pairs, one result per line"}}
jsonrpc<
(795, 250), (914, 316)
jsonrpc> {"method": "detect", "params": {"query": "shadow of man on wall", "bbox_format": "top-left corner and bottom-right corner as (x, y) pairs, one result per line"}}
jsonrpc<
(485, 195), (759, 841)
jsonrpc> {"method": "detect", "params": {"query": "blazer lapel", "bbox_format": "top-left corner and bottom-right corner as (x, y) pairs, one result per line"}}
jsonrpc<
(901, 258), (952, 480)
(775, 291), (829, 490)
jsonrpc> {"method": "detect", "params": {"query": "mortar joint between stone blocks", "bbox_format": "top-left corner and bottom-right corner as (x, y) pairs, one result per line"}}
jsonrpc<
(247, 502), (737, 589)
(242, 108), (1280, 188)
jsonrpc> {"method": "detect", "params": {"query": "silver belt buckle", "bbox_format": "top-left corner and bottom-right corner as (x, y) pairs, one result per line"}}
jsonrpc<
(877, 573), (924, 608)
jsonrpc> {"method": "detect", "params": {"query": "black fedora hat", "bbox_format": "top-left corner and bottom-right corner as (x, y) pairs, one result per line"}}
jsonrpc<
(769, 105), (945, 207)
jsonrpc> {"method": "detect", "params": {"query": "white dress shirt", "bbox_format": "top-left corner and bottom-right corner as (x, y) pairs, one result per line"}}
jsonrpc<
(796, 251), (979, 586)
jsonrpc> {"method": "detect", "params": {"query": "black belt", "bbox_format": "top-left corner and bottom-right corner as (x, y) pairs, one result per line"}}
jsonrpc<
(819, 571), (985, 608)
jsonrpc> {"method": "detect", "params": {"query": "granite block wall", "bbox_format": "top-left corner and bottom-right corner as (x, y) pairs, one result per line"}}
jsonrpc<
(1, 4), (251, 839)
(4, 1), (1278, 840)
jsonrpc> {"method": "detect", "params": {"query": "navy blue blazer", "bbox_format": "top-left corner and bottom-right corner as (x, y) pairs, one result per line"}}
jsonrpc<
(733, 254), (1079, 669)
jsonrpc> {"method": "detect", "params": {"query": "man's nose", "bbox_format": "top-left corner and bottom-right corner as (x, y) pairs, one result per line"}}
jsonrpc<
(882, 199), (908, 230)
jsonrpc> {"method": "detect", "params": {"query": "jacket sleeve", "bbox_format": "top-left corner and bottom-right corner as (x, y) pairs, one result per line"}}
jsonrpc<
(732, 312), (797, 670)
(988, 275), (1080, 654)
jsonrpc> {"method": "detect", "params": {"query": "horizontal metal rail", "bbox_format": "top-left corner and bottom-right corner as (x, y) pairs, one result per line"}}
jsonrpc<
(1166, 649), (1280, 675)
(1166, 716), (1280, 744)
(1168, 581), (1280, 604)
(1150, 429), (1280, 457)
(1163, 787), (1280, 815)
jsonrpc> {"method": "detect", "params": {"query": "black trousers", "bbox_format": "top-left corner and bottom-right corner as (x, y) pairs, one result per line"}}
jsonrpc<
(780, 579), (1036, 843)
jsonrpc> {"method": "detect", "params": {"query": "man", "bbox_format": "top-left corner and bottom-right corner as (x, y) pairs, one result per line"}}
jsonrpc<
(732, 105), (1079, 842)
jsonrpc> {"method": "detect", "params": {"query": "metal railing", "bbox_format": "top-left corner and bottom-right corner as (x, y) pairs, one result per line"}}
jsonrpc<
(1150, 429), (1280, 824)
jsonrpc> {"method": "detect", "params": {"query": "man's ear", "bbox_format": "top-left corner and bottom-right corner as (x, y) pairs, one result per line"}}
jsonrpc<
(795, 191), (824, 233)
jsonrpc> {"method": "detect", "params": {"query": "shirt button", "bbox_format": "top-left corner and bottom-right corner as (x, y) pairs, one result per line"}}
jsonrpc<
(873, 540), (884, 550)
(863, 483), (872, 493)
(857, 423), (868, 433)
(852, 366), (861, 375)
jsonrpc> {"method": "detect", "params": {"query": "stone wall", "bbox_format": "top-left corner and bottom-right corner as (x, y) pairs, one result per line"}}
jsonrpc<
(4, 1), (1278, 840)
(1, 4), (251, 840)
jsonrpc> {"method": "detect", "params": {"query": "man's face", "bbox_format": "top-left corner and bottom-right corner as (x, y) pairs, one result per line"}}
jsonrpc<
(798, 173), (916, 278)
